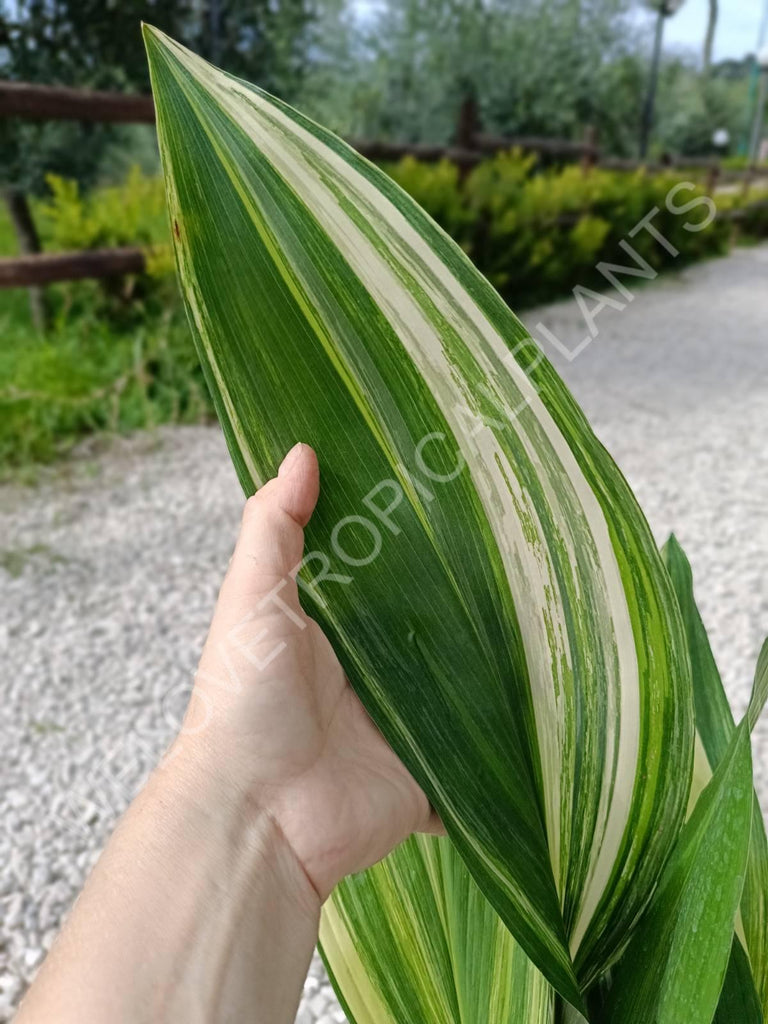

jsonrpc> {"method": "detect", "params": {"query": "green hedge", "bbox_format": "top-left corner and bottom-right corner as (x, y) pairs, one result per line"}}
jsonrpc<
(386, 151), (767, 308)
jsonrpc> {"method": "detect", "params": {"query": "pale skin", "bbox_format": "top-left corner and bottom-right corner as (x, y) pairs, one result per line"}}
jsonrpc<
(17, 443), (442, 1024)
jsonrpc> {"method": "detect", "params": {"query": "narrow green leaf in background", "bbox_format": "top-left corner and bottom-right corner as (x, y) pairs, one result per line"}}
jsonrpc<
(750, 640), (768, 734)
(144, 27), (694, 1006)
(713, 940), (764, 1024)
(663, 535), (768, 1019)
(602, 718), (754, 1024)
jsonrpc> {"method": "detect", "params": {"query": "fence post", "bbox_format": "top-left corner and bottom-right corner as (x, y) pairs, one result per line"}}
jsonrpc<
(741, 162), (755, 201)
(581, 124), (598, 175)
(2, 188), (47, 331)
(455, 92), (480, 182)
(705, 160), (720, 196)
(456, 94), (480, 150)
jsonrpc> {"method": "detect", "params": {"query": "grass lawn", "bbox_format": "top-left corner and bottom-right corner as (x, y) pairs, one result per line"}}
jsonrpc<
(0, 186), (211, 477)
(0, 296), (210, 474)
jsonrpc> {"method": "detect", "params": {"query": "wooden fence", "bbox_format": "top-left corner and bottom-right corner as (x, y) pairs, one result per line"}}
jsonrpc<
(0, 247), (146, 288)
(0, 82), (155, 124)
(1, 81), (767, 297)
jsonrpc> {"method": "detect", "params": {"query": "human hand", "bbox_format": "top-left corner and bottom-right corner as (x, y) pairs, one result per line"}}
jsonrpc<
(19, 443), (439, 1024)
(175, 443), (442, 900)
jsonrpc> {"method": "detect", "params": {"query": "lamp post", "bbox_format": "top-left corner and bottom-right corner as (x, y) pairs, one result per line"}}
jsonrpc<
(640, 0), (687, 160)
(748, 45), (768, 163)
(738, 0), (768, 156)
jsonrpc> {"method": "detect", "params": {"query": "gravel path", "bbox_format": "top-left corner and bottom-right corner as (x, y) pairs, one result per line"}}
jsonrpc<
(1, 245), (767, 1020)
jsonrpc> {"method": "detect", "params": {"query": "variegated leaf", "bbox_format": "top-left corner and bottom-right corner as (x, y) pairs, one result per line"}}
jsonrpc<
(145, 27), (694, 1006)
(321, 835), (553, 1024)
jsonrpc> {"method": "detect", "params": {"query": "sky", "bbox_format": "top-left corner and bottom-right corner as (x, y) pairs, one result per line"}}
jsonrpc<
(661, 0), (767, 62)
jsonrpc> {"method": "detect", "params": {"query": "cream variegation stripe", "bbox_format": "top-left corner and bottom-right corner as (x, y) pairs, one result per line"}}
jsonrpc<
(320, 908), (397, 1024)
(159, 34), (639, 950)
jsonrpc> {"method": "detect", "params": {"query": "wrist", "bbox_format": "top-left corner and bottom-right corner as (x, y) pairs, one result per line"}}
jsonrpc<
(154, 737), (322, 923)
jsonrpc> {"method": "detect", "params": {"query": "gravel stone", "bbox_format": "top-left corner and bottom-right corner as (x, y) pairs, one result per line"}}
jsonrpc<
(1, 245), (767, 1021)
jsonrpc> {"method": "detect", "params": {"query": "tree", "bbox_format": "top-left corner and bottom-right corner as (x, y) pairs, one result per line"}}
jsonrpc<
(302, 0), (640, 153)
(654, 54), (750, 156)
(639, 1), (687, 157)
(198, 0), (316, 98)
(703, 0), (718, 75)
(0, 0), (193, 194)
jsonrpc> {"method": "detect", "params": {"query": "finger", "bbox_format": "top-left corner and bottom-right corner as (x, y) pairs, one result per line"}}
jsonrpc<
(222, 444), (320, 607)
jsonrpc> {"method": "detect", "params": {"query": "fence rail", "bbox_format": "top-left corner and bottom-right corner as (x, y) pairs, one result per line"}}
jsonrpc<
(7, 81), (763, 174)
(0, 248), (145, 288)
(0, 82), (596, 161)
(0, 82), (155, 124)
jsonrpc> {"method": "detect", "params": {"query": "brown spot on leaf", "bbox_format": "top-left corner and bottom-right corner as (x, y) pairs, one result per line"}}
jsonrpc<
(173, 219), (180, 240)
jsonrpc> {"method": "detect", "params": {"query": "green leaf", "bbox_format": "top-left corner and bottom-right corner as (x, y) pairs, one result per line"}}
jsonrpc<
(663, 535), (768, 1017)
(602, 718), (754, 1024)
(145, 27), (694, 1005)
(713, 939), (763, 1024)
(320, 835), (553, 1024)
(750, 639), (768, 734)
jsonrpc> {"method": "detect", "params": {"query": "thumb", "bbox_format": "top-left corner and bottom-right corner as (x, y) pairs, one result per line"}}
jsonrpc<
(222, 443), (320, 608)
(272, 441), (321, 529)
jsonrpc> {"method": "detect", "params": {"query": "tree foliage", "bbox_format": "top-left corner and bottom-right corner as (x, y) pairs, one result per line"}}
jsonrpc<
(0, 0), (317, 191)
(299, 0), (752, 160)
(300, 0), (643, 151)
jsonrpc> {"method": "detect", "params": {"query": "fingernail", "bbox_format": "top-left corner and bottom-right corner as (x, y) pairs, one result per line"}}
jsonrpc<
(278, 442), (304, 478)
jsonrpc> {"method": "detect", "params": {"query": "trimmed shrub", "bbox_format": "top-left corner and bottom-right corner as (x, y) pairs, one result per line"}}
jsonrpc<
(387, 151), (734, 307)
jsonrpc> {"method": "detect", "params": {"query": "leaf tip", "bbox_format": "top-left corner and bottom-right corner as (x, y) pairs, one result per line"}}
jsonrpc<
(141, 22), (173, 66)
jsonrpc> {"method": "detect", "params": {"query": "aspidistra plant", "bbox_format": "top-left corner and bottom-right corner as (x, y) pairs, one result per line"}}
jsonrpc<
(144, 26), (766, 1020)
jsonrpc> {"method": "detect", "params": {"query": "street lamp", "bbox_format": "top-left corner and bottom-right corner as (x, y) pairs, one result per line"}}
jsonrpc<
(639, 0), (687, 160)
(748, 45), (768, 163)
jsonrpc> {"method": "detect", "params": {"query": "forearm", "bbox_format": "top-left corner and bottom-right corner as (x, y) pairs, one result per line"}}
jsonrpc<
(16, 447), (434, 1021)
(16, 743), (320, 1024)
